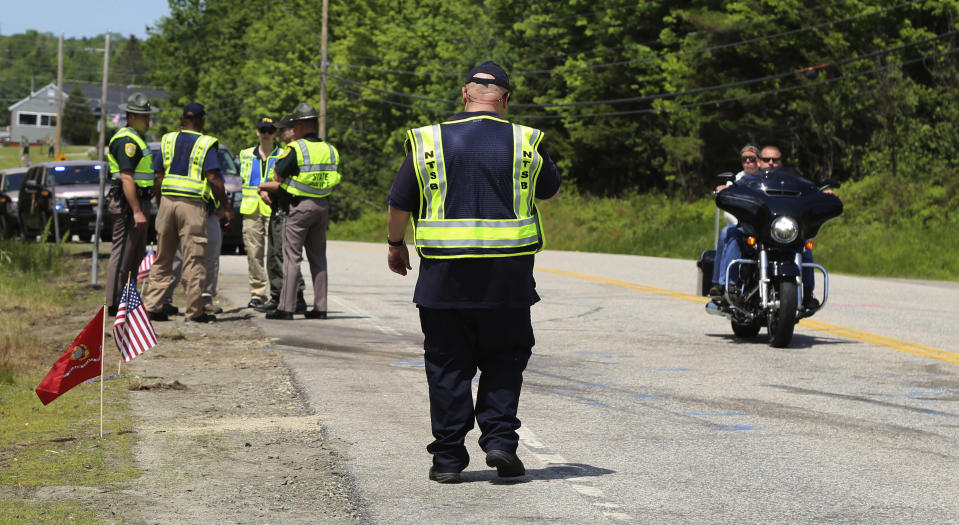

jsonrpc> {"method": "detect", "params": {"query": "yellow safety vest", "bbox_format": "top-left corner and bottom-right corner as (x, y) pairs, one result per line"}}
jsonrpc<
(279, 139), (340, 198)
(159, 130), (218, 200)
(238, 146), (277, 216)
(107, 127), (154, 188)
(407, 115), (546, 259)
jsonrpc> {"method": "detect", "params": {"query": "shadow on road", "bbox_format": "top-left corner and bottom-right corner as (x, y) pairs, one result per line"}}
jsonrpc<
(458, 462), (615, 484)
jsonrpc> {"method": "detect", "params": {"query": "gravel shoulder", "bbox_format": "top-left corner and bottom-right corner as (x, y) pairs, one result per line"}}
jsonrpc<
(98, 300), (368, 524)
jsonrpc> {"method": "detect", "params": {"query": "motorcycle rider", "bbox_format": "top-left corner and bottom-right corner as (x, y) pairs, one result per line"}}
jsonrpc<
(714, 145), (824, 308)
(709, 144), (760, 296)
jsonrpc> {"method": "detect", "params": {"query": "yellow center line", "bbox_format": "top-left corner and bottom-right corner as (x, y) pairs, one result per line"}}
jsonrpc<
(535, 265), (959, 366)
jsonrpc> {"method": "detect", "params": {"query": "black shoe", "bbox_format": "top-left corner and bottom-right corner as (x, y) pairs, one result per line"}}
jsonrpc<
(304, 310), (327, 319)
(803, 294), (820, 310)
(428, 467), (461, 484)
(708, 285), (723, 297)
(295, 297), (307, 315)
(147, 310), (169, 322)
(726, 288), (741, 305)
(265, 309), (293, 320)
(107, 305), (118, 317)
(185, 313), (216, 323)
(161, 303), (179, 315)
(485, 450), (525, 477)
(255, 299), (278, 312)
(248, 298), (263, 309)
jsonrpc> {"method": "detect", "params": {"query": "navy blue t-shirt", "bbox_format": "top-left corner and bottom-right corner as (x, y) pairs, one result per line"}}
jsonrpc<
(389, 111), (562, 309)
(151, 130), (221, 177)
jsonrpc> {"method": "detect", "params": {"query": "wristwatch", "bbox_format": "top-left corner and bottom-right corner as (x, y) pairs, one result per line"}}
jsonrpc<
(387, 237), (404, 247)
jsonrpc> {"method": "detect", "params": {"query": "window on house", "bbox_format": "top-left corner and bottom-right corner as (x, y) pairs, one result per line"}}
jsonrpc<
(18, 112), (38, 126)
(40, 115), (56, 127)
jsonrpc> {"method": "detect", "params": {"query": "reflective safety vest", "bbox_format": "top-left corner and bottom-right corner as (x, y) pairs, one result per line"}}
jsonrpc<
(107, 127), (154, 188)
(159, 130), (218, 200)
(407, 115), (546, 259)
(238, 145), (278, 216)
(279, 139), (340, 198)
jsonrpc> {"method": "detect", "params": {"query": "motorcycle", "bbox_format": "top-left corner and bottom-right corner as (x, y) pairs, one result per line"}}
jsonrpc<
(696, 166), (843, 347)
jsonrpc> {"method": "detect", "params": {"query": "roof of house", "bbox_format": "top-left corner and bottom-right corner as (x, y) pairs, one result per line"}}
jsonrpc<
(7, 81), (168, 114)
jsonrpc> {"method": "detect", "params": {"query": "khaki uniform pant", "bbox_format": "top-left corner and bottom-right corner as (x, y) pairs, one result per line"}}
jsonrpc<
(279, 197), (329, 313)
(143, 196), (208, 318)
(105, 193), (152, 309)
(242, 211), (269, 301)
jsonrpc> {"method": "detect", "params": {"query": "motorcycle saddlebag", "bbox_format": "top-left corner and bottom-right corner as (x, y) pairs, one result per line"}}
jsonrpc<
(696, 249), (715, 297)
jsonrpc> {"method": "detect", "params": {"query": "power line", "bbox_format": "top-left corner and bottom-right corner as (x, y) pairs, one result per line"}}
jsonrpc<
(513, 48), (959, 121)
(327, 31), (954, 111)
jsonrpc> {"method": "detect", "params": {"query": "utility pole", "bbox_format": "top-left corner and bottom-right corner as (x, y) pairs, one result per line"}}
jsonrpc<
(54, 34), (63, 157)
(319, 0), (328, 139)
(92, 33), (111, 286)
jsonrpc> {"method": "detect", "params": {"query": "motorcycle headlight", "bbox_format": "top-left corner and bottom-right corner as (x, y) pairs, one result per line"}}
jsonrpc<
(770, 216), (799, 244)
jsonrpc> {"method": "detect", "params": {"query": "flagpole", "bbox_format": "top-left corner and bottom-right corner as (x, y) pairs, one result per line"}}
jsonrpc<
(100, 304), (106, 440)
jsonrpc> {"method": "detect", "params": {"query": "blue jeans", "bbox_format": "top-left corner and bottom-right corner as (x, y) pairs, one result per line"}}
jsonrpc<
(711, 224), (736, 285)
(718, 227), (815, 291)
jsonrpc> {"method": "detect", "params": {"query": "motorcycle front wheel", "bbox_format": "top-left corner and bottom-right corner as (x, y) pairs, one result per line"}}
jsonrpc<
(768, 280), (798, 347)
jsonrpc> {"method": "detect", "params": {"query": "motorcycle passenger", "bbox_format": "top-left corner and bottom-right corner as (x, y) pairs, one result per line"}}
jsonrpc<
(714, 145), (820, 308)
(709, 144), (760, 296)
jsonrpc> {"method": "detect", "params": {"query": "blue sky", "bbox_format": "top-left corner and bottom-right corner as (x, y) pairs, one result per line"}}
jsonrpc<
(1, 0), (171, 40)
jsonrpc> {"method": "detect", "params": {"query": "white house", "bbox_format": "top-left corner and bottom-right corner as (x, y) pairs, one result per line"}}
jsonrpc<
(7, 82), (167, 145)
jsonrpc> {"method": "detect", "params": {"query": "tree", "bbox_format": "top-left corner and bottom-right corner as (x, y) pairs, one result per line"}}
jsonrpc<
(62, 86), (96, 145)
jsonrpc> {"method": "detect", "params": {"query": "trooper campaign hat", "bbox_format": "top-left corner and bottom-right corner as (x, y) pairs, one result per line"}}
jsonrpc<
(291, 102), (319, 121)
(118, 92), (159, 114)
(275, 115), (294, 129)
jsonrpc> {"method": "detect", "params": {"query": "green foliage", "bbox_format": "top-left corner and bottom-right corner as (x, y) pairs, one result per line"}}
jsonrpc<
(62, 86), (96, 145)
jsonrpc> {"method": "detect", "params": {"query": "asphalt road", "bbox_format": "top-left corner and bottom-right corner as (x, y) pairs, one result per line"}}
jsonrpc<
(216, 241), (959, 524)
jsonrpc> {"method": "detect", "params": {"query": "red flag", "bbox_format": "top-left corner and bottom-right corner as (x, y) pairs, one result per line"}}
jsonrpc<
(35, 307), (104, 406)
(137, 247), (156, 281)
(113, 277), (157, 362)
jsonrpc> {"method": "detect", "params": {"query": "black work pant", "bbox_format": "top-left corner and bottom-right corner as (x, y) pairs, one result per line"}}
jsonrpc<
(419, 306), (534, 473)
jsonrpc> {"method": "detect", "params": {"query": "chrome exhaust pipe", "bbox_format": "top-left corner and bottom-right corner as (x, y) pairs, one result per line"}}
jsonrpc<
(705, 301), (725, 316)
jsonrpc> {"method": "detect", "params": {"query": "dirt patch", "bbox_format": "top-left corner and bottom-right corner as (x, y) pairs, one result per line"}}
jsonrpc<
(85, 304), (367, 524)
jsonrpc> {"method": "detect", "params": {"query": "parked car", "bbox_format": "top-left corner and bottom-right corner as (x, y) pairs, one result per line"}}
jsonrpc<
(0, 167), (29, 240)
(217, 145), (245, 255)
(18, 161), (106, 242)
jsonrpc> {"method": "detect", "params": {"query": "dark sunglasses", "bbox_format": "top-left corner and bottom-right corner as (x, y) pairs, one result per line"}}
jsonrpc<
(760, 157), (782, 163)
(260, 127), (277, 134)
(741, 156), (757, 163)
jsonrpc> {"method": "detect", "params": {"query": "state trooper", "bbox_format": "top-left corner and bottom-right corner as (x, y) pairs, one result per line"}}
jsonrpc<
(238, 116), (281, 308)
(256, 115), (306, 313)
(386, 61), (561, 483)
(260, 103), (340, 320)
(105, 92), (158, 316)
(143, 102), (234, 323)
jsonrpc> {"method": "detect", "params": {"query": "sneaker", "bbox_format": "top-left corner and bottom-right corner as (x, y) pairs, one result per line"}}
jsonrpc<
(161, 303), (179, 315)
(185, 313), (216, 323)
(428, 467), (461, 484)
(485, 450), (525, 477)
(248, 298), (263, 309)
(256, 299), (278, 312)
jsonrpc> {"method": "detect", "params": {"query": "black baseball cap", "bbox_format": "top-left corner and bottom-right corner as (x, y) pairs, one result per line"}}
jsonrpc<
(182, 102), (206, 118)
(465, 61), (510, 91)
(256, 116), (277, 131)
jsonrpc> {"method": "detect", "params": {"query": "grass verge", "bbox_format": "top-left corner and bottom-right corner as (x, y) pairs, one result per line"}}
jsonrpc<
(0, 239), (137, 523)
(329, 183), (959, 282)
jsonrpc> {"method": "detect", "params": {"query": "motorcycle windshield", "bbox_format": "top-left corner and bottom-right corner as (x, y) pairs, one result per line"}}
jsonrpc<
(717, 167), (842, 244)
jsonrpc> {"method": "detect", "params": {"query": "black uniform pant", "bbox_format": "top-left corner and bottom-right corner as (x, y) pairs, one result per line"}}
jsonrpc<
(419, 306), (534, 473)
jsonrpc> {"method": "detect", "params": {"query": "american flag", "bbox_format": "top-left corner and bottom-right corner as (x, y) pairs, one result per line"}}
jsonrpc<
(113, 277), (157, 362)
(137, 247), (156, 282)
